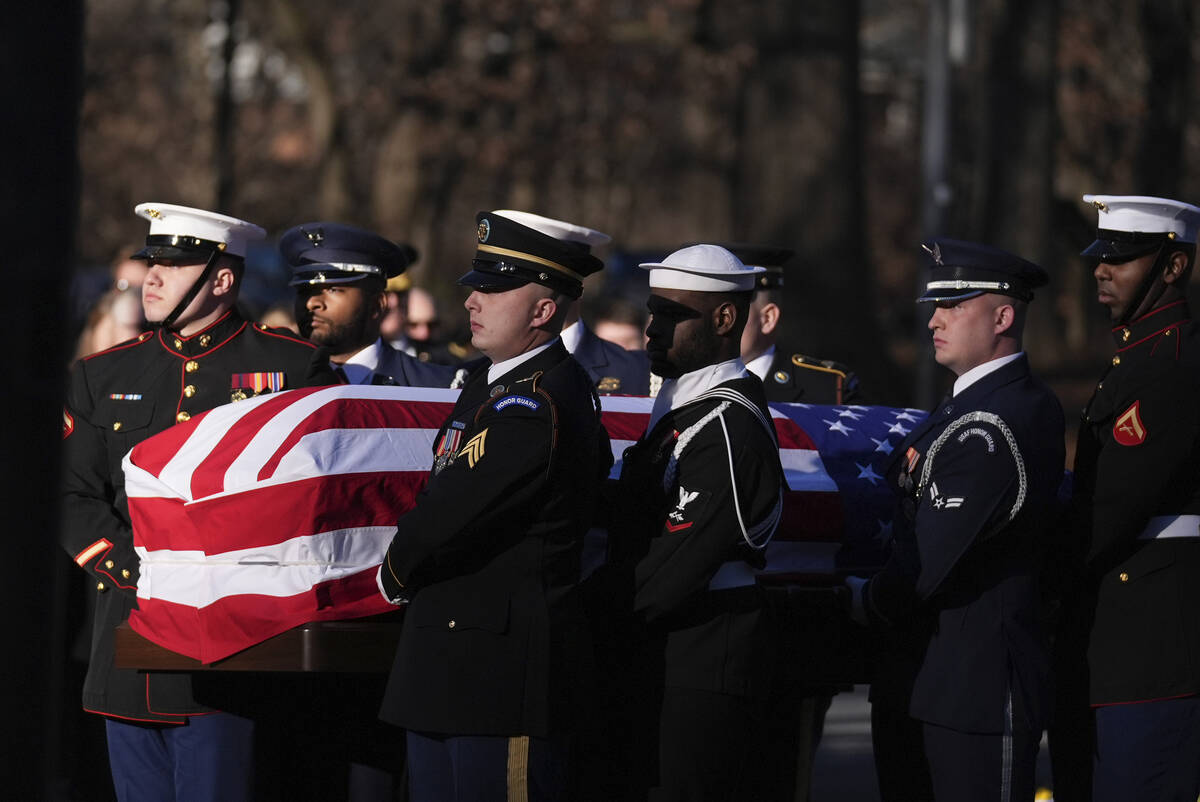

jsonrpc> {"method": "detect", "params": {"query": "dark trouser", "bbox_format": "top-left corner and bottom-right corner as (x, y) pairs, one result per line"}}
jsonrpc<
(871, 700), (933, 802)
(650, 686), (765, 802)
(1093, 696), (1200, 802)
(104, 712), (254, 802)
(922, 718), (1038, 802)
(406, 730), (570, 802)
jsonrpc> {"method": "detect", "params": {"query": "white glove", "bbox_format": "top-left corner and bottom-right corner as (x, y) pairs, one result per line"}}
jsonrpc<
(376, 563), (409, 606)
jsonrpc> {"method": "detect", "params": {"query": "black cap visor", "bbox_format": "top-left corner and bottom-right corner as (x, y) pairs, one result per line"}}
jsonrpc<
(458, 261), (531, 293)
(131, 244), (215, 264)
(1081, 231), (1168, 264)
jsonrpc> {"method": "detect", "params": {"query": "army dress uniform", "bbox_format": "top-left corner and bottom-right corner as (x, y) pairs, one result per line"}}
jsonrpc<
(61, 311), (336, 722)
(750, 346), (862, 404)
(378, 340), (610, 734)
(564, 319), (651, 395)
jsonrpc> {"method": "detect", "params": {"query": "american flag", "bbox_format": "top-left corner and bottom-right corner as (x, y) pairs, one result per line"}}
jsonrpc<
(123, 385), (924, 663)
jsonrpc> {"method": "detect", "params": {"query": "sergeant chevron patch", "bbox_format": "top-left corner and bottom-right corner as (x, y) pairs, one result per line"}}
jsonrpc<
(1113, 401), (1146, 446)
(459, 428), (488, 468)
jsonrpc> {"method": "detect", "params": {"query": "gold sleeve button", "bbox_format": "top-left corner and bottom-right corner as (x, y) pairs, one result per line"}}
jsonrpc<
(1119, 572), (1129, 583)
(176, 411), (191, 423)
(121, 569), (131, 579)
(96, 582), (106, 592)
(1112, 355), (1121, 366)
(112, 422), (122, 432)
(184, 385), (196, 398)
(185, 360), (200, 373)
(104, 560), (114, 569)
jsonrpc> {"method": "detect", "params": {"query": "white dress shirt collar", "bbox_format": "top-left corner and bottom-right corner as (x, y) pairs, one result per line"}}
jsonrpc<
(487, 338), (559, 384)
(953, 351), (1023, 397)
(339, 338), (384, 385)
(560, 320), (584, 354)
(744, 345), (776, 382)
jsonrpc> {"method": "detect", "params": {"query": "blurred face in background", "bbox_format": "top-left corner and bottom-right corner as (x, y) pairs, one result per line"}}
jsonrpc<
(406, 287), (440, 346)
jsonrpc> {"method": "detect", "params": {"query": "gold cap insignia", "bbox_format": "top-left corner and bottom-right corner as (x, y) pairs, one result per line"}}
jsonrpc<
(304, 227), (324, 246)
(921, 243), (944, 265)
(478, 219), (490, 242)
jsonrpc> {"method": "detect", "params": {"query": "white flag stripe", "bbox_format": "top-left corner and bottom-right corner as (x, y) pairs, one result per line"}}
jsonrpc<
(271, 428), (438, 483)
(123, 452), (185, 500)
(135, 525), (396, 607)
(156, 390), (280, 500)
(780, 450), (839, 491)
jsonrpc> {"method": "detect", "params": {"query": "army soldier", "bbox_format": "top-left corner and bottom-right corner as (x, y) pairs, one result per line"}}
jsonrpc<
(591, 244), (785, 800)
(846, 240), (1064, 801)
(61, 203), (337, 801)
(734, 243), (861, 404)
(376, 210), (612, 801)
(488, 210), (651, 395)
(1068, 196), (1200, 801)
(283, 221), (457, 388)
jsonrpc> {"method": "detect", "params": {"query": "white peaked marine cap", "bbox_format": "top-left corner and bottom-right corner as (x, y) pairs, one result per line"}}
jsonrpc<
(134, 202), (266, 259)
(639, 244), (765, 292)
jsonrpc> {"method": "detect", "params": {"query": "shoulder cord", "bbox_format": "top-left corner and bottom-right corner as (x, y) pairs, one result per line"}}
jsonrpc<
(664, 388), (783, 550)
(916, 410), (1028, 527)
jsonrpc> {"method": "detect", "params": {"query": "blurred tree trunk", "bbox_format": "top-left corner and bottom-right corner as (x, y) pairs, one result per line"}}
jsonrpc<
(719, 1), (887, 396)
(969, 0), (1061, 368)
(0, 3), (82, 799)
(1137, 0), (1194, 196)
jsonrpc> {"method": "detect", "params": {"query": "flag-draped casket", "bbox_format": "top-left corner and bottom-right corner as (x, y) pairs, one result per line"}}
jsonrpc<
(122, 385), (924, 664)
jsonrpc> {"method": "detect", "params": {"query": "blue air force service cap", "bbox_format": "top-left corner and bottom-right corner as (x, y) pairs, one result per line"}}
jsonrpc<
(461, 210), (608, 299)
(916, 238), (1048, 304)
(1081, 195), (1200, 264)
(640, 244), (765, 292)
(131, 203), (266, 262)
(282, 222), (418, 287)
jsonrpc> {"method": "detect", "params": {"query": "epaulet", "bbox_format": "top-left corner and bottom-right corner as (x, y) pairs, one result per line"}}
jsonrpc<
(81, 330), (155, 361)
(790, 352), (852, 378)
(251, 322), (318, 349)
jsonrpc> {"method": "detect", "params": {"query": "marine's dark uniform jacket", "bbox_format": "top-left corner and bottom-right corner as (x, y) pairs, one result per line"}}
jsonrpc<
(378, 340), (611, 737)
(760, 349), (861, 405)
(863, 355), (1065, 734)
(572, 323), (651, 396)
(599, 374), (785, 698)
(61, 311), (337, 722)
(1072, 300), (1200, 705)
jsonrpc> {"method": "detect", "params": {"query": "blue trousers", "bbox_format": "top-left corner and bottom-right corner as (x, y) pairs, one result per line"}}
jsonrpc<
(105, 713), (254, 802)
(1094, 696), (1200, 802)
(406, 730), (570, 802)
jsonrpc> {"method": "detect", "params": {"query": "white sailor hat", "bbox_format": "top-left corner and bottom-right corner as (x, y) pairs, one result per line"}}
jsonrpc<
(1082, 195), (1200, 263)
(131, 202), (266, 261)
(639, 244), (765, 292)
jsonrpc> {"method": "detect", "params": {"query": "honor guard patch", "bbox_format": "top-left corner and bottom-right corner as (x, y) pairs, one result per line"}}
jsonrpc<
(1113, 401), (1147, 446)
(597, 376), (621, 392)
(493, 395), (541, 412)
(108, 393), (143, 401)
(62, 408), (74, 439)
(231, 372), (286, 394)
(458, 428), (488, 468)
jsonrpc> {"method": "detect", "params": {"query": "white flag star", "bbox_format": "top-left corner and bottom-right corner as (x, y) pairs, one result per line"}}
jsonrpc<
(888, 422), (911, 436)
(857, 463), (883, 485)
(838, 408), (864, 420)
(825, 419), (854, 436)
(893, 410), (921, 422)
(871, 437), (894, 455)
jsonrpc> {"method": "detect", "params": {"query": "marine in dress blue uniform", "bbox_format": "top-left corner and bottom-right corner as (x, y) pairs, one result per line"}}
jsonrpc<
(586, 245), (786, 801)
(376, 210), (612, 802)
(61, 204), (338, 802)
(1067, 196), (1200, 802)
(488, 210), (651, 395)
(847, 239), (1065, 802)
(283, 222), (458, 389)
